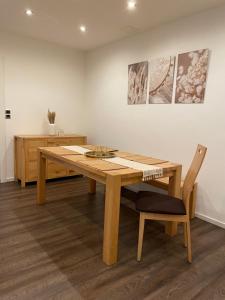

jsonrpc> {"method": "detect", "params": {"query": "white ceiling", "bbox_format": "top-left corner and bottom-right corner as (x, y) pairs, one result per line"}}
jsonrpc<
(0, 0), (225, 50)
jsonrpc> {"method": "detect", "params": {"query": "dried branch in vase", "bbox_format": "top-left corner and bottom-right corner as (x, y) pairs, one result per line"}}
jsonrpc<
(48, 110), (56, 124)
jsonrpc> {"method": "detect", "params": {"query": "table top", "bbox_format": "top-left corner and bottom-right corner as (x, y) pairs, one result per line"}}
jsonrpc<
(39, 145), (181, 185)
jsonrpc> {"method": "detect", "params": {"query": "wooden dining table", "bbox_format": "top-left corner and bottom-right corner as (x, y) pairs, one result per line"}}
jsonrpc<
(37, 145), (182, 266)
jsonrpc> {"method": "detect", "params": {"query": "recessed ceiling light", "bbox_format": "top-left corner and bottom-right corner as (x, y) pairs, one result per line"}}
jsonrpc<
(25, 9), (33, 16)
(79, 25), (86, 33)
(127, 0), (136, 10)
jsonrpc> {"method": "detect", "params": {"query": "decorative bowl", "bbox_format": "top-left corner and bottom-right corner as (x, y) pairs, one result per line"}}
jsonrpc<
(85, 151), (115, 159)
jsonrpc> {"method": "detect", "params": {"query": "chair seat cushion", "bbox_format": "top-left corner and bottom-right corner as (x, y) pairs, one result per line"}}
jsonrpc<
(136, 191), (186, 215)
(121, 187), (139, 202)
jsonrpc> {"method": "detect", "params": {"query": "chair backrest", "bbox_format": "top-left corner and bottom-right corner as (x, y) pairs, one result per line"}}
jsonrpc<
(182, 144), (207, 214)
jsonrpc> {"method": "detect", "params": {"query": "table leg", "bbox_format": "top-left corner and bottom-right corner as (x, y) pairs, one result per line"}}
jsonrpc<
(103, 174), (121, 265)
(37, 151), (46, 205)
(166, 165), (182, 236)
(88, 178), (96, 194)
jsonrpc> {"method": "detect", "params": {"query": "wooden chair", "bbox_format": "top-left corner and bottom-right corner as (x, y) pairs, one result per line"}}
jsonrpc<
(122, 144), (207, 263)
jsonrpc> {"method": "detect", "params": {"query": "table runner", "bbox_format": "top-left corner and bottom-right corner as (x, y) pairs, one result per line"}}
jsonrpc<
(63, 145), (90, 155)
(104, 157), (163, 181)
(62, 146), (163, 181)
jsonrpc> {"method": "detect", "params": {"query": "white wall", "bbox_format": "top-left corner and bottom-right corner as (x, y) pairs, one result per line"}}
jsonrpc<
(85, 6), (225, 227)
(0, 31), (85, 181)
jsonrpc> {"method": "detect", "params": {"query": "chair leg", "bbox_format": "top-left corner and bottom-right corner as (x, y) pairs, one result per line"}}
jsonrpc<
(137, 213), (145, 262)
(186, 221), (192, 263)
(183, 222), (187, 248)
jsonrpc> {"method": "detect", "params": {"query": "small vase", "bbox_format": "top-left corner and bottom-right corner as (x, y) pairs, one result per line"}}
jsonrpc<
(48, 123), (56, 136)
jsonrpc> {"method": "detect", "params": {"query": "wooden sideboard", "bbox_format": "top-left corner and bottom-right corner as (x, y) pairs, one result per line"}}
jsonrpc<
(14, 135), (87, 187)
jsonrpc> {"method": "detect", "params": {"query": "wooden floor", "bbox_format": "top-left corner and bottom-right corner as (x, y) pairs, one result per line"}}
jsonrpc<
(0, 177), (225, 300)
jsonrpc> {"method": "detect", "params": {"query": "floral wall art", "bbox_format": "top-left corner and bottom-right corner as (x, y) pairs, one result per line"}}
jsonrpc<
(127, 49), (210, 105)
(149, 56), (176, 104)
(128, 61), (148, 105)
(175, 49), (209, 104)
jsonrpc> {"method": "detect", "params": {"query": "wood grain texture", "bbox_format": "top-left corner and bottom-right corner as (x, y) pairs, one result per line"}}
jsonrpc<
(0, 178), (225, 299)
(137, 146), (207, 264)
(37, 151), (46, 205)
(38, 146), (182, 263)
(15, 134), (86, 139)
(78, 159), (127, 171)
(166, 165), (182, 236)
(39, 146), (181, 187)
(88, 178), (96, 194)
(14, 135), (87, 186)
(103, 174), (121, 265)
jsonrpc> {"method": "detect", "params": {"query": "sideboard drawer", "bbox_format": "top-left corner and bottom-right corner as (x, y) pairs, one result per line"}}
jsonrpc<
(26, 140), (47, 148)
(47, 137), (85, 147)
(27, 161), (38, 181)
(26, 140), (47, 162)
(27, 148), (39, 162)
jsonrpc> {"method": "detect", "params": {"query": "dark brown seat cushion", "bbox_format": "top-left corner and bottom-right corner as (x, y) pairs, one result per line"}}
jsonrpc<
(121, 188), (186, 215)
(121, 187), (139, 202)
